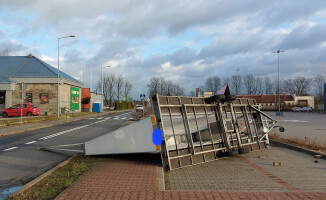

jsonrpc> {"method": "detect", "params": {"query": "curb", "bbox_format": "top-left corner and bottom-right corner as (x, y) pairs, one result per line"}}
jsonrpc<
(158, 166), (165, 191)
(9, 156), (76, 199)
(270, 139), (326, 160)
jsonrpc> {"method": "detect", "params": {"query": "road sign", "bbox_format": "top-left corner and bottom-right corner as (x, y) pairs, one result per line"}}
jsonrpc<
(140, 94), (146, 100)
(147, 98), (150, 102)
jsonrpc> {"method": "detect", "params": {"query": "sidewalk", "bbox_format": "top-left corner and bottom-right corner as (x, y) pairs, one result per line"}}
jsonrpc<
(57, 148), (326, 200)
(0, 110), (126, 138)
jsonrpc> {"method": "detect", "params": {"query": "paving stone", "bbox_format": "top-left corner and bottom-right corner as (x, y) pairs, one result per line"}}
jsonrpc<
(57, 148), (326, 200)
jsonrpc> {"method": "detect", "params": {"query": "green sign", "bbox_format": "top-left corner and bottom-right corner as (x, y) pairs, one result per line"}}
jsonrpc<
(70, 87), (80, 110)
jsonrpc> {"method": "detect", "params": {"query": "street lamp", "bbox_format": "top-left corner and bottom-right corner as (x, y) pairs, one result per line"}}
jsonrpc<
(101, 66), (111, 112)
(233, 68), (240, 95)
(58, 35), (75, 118)
(273, 50), (284, 116)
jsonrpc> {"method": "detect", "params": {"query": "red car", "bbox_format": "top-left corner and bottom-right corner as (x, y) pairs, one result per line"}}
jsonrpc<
(1, 103), (40, 118)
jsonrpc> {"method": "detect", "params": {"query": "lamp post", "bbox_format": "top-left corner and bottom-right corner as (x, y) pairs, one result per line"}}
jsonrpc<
(101, 66), (111, 112)
(234, 68), (240, 95)
(57, 35), (75, 119)
(273, 50), (284, 116)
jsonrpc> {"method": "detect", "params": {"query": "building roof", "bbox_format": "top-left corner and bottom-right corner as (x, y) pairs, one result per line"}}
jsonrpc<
(237, 94), (294, 103)
(0, 56), (82, 84)
(0, 77), (13, 83)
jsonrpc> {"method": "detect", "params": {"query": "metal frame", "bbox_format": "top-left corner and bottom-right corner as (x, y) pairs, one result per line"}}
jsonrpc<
(155, 95), (276, 170)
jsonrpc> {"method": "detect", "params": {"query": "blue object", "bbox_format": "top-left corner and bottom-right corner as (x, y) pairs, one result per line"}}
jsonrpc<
(140, 94), (146, 100)
(92, 102), (101, 113)
(276, 111), (283, 116)
(152, 129), (163, 145)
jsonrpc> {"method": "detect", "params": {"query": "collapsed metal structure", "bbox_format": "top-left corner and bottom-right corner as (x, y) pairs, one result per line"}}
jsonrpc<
(40, 85), (279, 171)
(153, 88), (277, 170)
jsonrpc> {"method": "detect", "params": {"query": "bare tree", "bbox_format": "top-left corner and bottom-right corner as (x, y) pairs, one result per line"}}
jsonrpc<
(148, 77), (185, 96)
(223, 78), (230, 86)
(204, 76), (221, 94)
(0, 48), (12, 56)
(243, 74), (255, 95)
(159, 77), (166, 95)
(313, 75), (324, 104)
(165, 80), (174, 96)
(264, 76), (274, 94)
(123, 80), (132, 101)
(116, 76), (124, 101)
(148, 77), (161, 97)
(97, 74), (109, 106)
(283, 77), (312, 96)
(171, 84), (184, 96)
(254, 77), (263, 95)
(190, 90), (196, 97)
(230, 75), (242, 95)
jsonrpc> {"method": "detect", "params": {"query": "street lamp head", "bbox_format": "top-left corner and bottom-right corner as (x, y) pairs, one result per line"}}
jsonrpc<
(273, 50), (284, 54)
(70, 35), (75, 37)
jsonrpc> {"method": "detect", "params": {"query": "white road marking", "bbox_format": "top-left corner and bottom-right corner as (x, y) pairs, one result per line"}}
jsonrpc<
(129, 118), (134, 120)
(121, 117), (127, 120)
(39, 125), (90, 140)
(25, 141), (37, 145)
(37, 114), (125, 141)
(3, 147), (18, 151)
(89, 118), (95, 119)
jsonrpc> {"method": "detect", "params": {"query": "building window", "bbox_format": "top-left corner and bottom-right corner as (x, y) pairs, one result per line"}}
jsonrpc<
(26, 93), (32, 103)
(40, 93), (49, 104)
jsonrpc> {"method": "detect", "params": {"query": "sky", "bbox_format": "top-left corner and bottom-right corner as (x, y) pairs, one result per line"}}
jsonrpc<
(1, 0), (326, 99)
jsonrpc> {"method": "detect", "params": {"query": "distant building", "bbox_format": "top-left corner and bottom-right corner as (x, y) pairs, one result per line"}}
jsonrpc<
(237, 94), (314, 110)
(0, 55), (83, 115)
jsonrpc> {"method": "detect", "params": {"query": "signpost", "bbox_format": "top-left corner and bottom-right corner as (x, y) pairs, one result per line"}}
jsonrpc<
(140, 94), (145, 117)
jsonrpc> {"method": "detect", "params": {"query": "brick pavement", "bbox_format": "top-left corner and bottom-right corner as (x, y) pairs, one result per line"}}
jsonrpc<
(57, 150), (326, 200)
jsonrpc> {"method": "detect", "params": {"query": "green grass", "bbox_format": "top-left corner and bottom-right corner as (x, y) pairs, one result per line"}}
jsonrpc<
(10, 156), (99, 200)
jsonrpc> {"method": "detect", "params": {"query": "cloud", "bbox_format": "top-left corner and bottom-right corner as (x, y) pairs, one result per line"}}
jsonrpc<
(64, 49), (82, 64)
(169, 47), (197, 66)
(0, 40), (24, 53)
(1, 0), (326, 98)
(277, 24), (326, 49)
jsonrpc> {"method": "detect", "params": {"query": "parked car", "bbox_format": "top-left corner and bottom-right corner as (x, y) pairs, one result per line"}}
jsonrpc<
(291, 107), (302, 112)
(301, 107), (312, 112)
(0, 103), (40, 118)
(136, 105), (144, 110)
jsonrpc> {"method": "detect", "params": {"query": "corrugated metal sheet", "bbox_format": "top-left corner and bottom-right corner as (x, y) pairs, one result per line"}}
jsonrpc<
(0, 77), (13, 83)
(0, 56), (82, 84)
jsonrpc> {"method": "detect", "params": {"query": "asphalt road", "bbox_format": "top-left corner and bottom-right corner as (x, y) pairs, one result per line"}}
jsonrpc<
(0, 110), (133, 193)
(265, 111), (326, 141)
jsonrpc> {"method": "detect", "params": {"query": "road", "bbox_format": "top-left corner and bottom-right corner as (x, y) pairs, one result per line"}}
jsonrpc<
(0, 110), (133, 193)
(265, 111), (326, 141)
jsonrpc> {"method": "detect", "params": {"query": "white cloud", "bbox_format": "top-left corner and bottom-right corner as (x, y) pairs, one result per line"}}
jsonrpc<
(1, 0), (326, 98)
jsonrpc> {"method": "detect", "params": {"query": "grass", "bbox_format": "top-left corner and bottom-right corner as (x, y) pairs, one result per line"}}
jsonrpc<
(0, 112), (96, 127)
(10, 156), (99, 200)
(269, 133), (326, 154)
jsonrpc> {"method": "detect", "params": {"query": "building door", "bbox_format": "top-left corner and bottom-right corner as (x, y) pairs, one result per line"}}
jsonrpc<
(0, 91), (5, 110)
